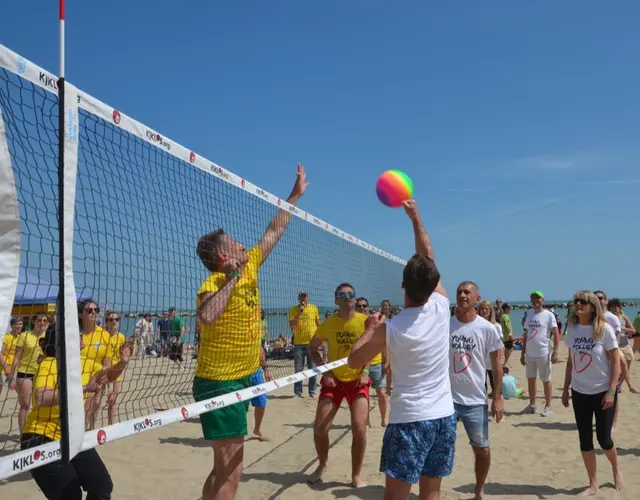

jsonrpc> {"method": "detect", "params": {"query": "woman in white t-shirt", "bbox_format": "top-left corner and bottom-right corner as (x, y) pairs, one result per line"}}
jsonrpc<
(478, 301), (501, 395)
(561, 290), (622, 495)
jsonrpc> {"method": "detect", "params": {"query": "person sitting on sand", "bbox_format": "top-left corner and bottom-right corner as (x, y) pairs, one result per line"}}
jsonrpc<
(348, 200), (457, 500)
(562, 291), (623, 495)
(307, 282), (370, 489)
(502, 366), (524, 400)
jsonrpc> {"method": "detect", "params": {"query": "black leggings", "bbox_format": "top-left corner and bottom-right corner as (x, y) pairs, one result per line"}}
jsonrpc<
(571, 390), (617, 452)
(21, 433), (113, 500)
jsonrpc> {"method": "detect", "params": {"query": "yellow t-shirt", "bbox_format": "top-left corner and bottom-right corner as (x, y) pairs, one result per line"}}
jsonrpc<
(196, 246), (263, 380)
(16, 331), (45, 375)
(2, 333), (19, 373)
(80, 326), (114, 376)
(23, 358), (91, 441)
(109, 332), (127, 383)
(288, 303), (320, 345)
(314, 312), (368, 382)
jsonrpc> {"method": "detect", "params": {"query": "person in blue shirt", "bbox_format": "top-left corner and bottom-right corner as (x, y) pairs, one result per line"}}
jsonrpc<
(502, 366), (523, 400)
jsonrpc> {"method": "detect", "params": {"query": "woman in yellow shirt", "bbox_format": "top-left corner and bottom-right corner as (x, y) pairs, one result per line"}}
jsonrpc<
(21, 319), (131, 499)
(105, 311), (127, 426)
(78, 300), (114, 430)
(9, 313), (49, 430)
(1, 317), (23, 394)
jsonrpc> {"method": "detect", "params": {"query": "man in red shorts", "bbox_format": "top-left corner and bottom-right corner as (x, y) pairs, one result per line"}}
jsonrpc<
(307, 282), (370, 488)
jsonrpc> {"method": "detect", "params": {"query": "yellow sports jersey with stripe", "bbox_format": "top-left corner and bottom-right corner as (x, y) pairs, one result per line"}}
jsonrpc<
(22, 358), (91, 441)
(196, 246), (263, 380)
(16, 331), (45, 375)
(80, 326), (114, 376)
(314, 312), (368, 382)
(288, 304), (320, 345)
(2, 334), (19, 373)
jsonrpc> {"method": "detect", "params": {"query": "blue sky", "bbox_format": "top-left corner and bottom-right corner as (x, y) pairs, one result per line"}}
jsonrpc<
(2, 1), (639, 302)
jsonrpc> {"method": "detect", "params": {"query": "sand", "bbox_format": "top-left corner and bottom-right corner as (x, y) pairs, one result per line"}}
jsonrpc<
(1, 350), (640, 499)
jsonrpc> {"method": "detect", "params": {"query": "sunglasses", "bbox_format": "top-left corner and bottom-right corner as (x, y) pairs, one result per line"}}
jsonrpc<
(574, 298), (589, 305)
(355, 303), (368, 309)
(336, 291), (356, 299)
(107, 317), (120, 322)
(85, 307), (100, 314)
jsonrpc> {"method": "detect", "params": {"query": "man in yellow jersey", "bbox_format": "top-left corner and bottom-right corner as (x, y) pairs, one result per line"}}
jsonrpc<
(307, 283), (371, 488)
(194, 163), (308, 500)
(289, 291), (320, 397)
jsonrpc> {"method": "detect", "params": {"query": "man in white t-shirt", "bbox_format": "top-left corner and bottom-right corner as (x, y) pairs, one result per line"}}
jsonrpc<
(595, 290), (623, 344)
(348, 200), (456, 500)
(449, 281), (504, 500)
(520, 290), (559, 417)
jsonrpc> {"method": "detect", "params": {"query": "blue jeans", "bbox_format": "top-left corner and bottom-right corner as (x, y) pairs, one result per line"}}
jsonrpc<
(293, 345), (316, 396)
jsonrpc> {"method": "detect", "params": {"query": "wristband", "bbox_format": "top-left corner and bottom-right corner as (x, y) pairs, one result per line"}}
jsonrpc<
(362, 369), (370, 375)
(606, 390), (616, 396)
(229, 270), (241, 279)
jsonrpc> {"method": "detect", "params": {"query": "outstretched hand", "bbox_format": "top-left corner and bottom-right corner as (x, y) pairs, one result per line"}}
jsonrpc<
(289, 163), (310, 200)
(401, 199), (420, 222)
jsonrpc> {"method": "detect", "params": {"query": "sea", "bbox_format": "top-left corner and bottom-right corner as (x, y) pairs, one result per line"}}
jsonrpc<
(116, 299), (640, 347)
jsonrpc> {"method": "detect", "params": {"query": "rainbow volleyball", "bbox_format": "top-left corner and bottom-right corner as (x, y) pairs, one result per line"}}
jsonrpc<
(376, 170), (414, 207)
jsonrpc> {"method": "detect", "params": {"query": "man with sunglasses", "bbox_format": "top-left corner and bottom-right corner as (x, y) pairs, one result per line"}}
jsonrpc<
(348, 200), (457, 500)
(307, 283), (370, 488)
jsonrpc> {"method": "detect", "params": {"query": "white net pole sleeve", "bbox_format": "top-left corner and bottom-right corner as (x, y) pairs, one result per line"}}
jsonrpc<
(60, 81), (84, 458)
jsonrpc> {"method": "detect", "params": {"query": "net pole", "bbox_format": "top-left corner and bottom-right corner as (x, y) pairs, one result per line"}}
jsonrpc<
(56, 0), (71, 465)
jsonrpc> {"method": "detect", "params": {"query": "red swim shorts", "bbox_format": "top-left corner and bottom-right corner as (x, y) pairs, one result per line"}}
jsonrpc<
(320, 377), (370, 408)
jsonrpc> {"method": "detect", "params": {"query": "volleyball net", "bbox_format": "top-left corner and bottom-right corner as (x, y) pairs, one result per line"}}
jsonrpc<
(0, 44), (405, 480)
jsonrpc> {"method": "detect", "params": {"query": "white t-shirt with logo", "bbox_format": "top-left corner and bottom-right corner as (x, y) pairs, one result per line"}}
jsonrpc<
(565, 323), (618, 395)
(449, 315), (504, 406)
(385, 292), (454, 424)
(524, 309), (557, 358)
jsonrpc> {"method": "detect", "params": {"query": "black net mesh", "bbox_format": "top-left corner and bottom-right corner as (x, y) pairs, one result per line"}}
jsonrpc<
(0, 66), (404, 454)
(0, 68), (60, 457)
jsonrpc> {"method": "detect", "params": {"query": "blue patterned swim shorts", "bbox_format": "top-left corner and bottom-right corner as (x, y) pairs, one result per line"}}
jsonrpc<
(380, 413), (456, 484)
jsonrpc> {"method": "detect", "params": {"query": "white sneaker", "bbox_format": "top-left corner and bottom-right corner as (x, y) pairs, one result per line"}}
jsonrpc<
(540, 406), (553, 417)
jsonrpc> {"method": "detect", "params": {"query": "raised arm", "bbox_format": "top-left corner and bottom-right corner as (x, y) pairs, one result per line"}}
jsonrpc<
(401, 200), (446, 298)
(258, 163), (309, 263)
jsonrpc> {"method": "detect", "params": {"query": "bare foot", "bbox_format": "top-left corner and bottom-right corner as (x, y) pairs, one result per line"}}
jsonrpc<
(578, 485), (599, 496)
(253, 430), (270, 442)
(474, 487), (485, 500)
(614, 471), (624, 491)
(351, 476), (367, 488)
(307, 464), (326, 484)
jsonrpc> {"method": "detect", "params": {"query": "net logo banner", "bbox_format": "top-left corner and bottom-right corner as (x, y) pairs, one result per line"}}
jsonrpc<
(133, 417), (162, 433)
(146, 130), (171, 151)
(12, 447), (61, 472)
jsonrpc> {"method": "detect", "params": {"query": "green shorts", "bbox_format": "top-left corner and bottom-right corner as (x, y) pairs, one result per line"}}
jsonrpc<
(193, 376), (253, 440)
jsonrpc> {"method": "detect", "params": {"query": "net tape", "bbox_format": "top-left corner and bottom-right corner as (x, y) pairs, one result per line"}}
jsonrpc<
(0, 43), (405, 480)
